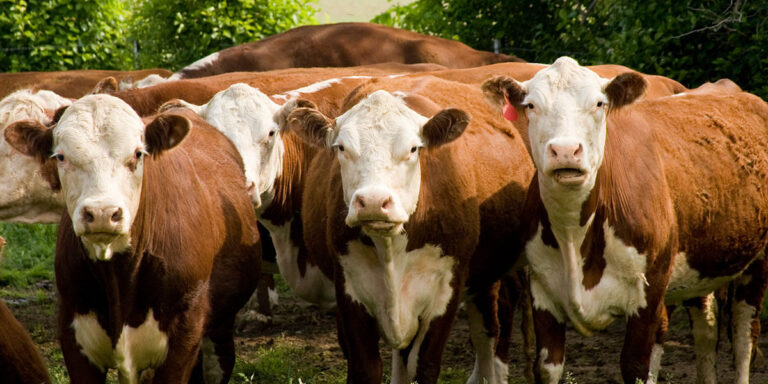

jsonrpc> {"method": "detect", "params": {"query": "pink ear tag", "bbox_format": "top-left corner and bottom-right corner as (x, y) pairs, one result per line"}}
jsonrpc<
(502, 101), (518, 122)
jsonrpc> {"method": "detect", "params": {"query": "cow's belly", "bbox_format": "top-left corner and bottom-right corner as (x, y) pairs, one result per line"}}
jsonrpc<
(527, 222), (649, 333)
(262, 220), (336, 309)
(340, 236), (455, 349)
(72, 310), (168, 382)
(665, 252), (749, 304)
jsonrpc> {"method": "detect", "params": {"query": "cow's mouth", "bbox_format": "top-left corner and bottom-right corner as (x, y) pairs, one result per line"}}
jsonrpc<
(552, 168), (587, 186)
(360, 220), (404, 236)
(82, 232), (121, 244)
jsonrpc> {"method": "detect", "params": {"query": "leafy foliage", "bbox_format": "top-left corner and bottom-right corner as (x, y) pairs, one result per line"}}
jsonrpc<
(0, 0), (133, 72)
(130, 0), (318, 70)
(373, 0), (768, 98)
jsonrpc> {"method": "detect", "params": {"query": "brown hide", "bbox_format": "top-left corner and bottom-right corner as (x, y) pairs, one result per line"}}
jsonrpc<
(0, 299), (49, 384)
(175, 23), (522, 78)
(55, 108), (260, 382)
(0, 69), (171, 99)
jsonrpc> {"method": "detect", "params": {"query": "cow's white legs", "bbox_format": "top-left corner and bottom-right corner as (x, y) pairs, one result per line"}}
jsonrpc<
(466, 299), (499, 384)
(733, 300), (756, 384)
(688, 293), (718, 384)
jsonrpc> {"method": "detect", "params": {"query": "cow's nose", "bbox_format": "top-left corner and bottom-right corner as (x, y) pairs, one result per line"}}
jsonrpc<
(353, 193), (394, 216)
(81, 206), (123, 231)
(548, 142), (583, 162)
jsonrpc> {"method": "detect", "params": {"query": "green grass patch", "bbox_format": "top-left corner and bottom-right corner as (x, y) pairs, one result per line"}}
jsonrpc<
(233, 336), (345, 383)
(0, 223), (57, 288)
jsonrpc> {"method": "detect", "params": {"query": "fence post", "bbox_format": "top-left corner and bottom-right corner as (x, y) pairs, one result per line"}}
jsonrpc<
(133, 40), (139, 69)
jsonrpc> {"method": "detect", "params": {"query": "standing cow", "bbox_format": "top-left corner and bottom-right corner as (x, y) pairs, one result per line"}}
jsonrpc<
(5, 96), (261, 383)
(286, 76), (534, 383)
(482, 56), (768, 384)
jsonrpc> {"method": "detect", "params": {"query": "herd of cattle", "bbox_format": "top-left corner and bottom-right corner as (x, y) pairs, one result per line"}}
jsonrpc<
(0, 21), (767, 384)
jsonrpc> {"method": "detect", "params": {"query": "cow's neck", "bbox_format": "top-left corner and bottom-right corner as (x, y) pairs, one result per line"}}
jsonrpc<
(259, 132), (317, 227)
(537, 169), (600, 336)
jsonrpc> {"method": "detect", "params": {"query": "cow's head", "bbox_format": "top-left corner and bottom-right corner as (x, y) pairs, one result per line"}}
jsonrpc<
(5, 94), (188, 261)
(0, 89), (71, 223)
(482, 56), (646, 190)
(162, 84), (286, 210)
(287, 90), (468, 237)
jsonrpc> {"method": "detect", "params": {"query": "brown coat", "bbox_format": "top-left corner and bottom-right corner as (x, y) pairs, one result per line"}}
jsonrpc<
(0, 69), (171, 99)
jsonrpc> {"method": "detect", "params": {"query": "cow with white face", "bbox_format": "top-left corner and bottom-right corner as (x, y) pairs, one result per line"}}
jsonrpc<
(0, 89), (71, 223)
(5, 94), (261, 383)
(289, 76), (535, 383)
(483, 56), (768, 383)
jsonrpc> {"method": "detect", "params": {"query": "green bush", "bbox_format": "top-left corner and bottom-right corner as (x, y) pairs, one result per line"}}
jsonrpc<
(0, 0), (133, 72)
(129, 0), (319, 70)
(373, 0), (768, 99)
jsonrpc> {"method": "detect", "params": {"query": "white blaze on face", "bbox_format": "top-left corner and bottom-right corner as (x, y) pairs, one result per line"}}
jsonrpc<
(188, 84), (283, 209)
(519, 57), (610, 188)
(53, 95), (147, 261)
(333, 90), (427, 233)
(0, 89), (71, 223)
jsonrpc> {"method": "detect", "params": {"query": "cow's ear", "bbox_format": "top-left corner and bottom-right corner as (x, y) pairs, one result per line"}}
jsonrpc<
(4, 119), (53, 162)
(604, 72), (646, 111)
(285, 105), (335, 148)
(422, 108), (470, 148)
(51, 106), (69, 123)
(159, 98), (204, 115)
(90, 77), (119, 94)
(274, 99), (318, 132)
(144, 113), (190, 155)
(482, 76), (527, 111)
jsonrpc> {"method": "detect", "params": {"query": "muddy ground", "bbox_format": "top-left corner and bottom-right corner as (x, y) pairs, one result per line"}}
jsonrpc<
(9, 279), (768, 383)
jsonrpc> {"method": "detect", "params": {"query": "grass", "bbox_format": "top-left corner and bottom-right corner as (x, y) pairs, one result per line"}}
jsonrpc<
(0, 223), (57, 288)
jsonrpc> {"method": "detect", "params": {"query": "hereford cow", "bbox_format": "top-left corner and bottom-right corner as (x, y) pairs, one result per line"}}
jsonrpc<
(5, 97), (261, 383)
(0, 69), (172, 100)
(482, 57), (768, 384)
(166, 23), (521, 80)
(0, 237), (50, 384)
(0, 89), (71, 223)
(283, 75), (534, 383)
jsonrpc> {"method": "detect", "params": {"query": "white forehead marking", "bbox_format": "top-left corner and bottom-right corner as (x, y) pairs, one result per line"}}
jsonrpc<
(336, 89), (427, 143)
(203, 83), (279, 121)
(272, 76), (373, 101)
(54, 94), (144, 155)
(524, 57), (608, 107)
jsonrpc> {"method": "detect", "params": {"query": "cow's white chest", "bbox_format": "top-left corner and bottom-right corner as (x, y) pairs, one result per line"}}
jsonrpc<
(72, 310), (168, 382)
(527, 220), (648, 332)
(261, 220), (335, 308)
(340, 235), (455, 349)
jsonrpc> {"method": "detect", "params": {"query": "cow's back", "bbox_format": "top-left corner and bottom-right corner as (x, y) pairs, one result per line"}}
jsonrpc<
(176, 23), (520, 78)
(0, 69), (172, 99)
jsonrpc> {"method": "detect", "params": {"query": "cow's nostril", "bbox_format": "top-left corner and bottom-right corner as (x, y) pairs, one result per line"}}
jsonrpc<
(354, 196), (366, 210)
(382, 197), (394, 211)
(574, 144), (583, 157)
(83, 209), (95, 223)
(111, 208), (123, 223)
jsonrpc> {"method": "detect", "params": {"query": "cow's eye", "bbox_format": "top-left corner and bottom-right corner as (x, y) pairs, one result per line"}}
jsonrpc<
(268, 130), (276, 137)
(54, 154), (65, 162)
(135, 150), (143, 159)
(337, 145), (345, 152)
(526, 103), (535, 110)
(410, 146), (418, 154)
(597, 101), (604, 108)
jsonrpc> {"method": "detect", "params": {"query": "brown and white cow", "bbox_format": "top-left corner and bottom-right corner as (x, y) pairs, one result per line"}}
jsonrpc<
(0, 69), (172, 100)
(168, 22), (521, 79)
(0, 89), (71, 223)
(5, 96), (261, 383)
(285, 75), (534, 383)
(482, 56), (768, 384)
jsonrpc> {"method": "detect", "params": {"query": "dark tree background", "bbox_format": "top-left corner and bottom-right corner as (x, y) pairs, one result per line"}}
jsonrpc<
(373, 0), (768, 98)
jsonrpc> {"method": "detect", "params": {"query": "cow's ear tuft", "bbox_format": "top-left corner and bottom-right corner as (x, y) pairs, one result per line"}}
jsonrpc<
(144, 113), (190, 155)
(285, 106), (335, 148)
(422, 108), (470, 148)
(4, 120), (53, 162)
(482, 76), (527, 111)
(605, 72), (647, 111)
(274, 99), (318, 132)
(90, 77), (119, 95)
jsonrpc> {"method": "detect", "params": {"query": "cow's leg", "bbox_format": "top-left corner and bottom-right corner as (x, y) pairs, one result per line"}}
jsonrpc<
(59, 307), (107, 384)
(407, 287), (463, 384)
(732, 252), (768, 384)
(334, 277), (382, 384)
(533, 309), (565, 384)
(512, 270), (537, 384)
(620, 290), (668, 384)
(153, 296), (209, 383)
(685, 293), (718, 384)
(466, 281), (503, 384)
(648, 305), (669, 384)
